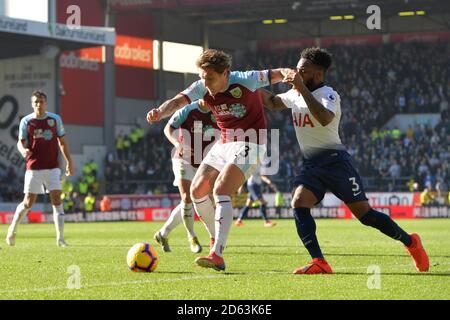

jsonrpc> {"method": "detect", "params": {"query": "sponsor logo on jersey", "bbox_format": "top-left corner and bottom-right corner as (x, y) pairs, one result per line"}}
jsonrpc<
(328, 94), (336, 101)
(229, 103), (246, 118)
(229, 87), (242, 99)
(293, 112), (315, 128)
(203, 124), (214, 137)
(214, 103), (246, 118)
(33, 129), (54, 141)
(43, 129), (53, 141)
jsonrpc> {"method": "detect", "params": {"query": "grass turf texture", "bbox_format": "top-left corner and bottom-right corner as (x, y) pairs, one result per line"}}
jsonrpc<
(0, 219), (449, 300)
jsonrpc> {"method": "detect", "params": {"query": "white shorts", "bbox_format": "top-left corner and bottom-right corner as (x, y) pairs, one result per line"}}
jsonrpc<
(203, 141), (266, 180)
(172, 159), (197, 187)
(24, 168), (62, 194)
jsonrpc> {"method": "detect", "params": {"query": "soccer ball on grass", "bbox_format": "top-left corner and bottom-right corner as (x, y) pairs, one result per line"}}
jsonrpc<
(127, 242), (159, 272)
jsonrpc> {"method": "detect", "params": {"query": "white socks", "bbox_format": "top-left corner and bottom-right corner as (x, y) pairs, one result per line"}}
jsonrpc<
(160, 204), (183, 238)
(52, 204), (65, 241)
(212, 195), (233, 257)
(192, 195), (216, 239)
(8, 202), (30, 235)
(181, 201), (197, 239)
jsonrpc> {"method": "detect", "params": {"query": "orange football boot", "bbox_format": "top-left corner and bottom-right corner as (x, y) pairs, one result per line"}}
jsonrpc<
(405, 233), (429, 272)
(195, 252), (225, 271)
(293, 258), (333, 275)
(235, 219), (244, 227)
(264, 220), (276, 227)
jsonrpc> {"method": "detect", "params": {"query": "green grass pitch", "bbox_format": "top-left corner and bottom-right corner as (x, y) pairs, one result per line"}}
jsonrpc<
(0, 219), (449, 300)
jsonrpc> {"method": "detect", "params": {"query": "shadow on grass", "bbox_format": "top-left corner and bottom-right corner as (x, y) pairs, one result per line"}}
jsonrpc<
(334, 271), (450, 277)
(324, 252), (450, 259)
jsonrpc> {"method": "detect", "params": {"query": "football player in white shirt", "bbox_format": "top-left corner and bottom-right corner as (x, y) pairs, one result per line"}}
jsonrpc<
(262, 47), (429, 274)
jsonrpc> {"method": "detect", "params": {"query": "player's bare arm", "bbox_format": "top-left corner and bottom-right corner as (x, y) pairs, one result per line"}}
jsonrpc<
(284, 70), (334, 126)
(260, 89), (288, 111)
(146, 94), (189, 124)
(269, 68), (294, 84)
(17, 139), (32, 158)
(164, 122), (181, 149)
(57, 136), (74, 176)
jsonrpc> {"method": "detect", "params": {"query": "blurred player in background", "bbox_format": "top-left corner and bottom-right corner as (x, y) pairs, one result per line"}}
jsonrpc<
(235, 162), (278, 227)
(262, 47), (429, 274)
(147, 49), (290, 271)
(6, 90), (73, 247)
(154, 99), (219, 253)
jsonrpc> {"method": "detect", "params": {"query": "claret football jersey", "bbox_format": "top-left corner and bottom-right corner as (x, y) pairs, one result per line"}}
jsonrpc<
(19, 112), (65, 170)
(180, 70), (271, 144)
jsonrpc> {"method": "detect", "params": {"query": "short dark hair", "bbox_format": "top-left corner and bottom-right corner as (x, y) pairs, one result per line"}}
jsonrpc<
(301, 47), (332, 71)
(31, 90), (47, 101)
(196, 49), (232, 74)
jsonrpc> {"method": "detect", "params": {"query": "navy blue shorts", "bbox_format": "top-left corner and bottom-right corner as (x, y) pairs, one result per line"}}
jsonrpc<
(293, 150), (368, 204)
(247, 184), (262, 201)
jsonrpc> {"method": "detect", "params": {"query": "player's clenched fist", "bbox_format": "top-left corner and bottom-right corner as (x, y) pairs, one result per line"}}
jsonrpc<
(20, 148), (32, 159)
(146, 108), (162, 124)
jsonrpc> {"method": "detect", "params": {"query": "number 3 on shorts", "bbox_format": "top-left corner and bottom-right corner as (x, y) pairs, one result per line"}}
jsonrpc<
(349, 177), (361, 196)
(236, 145), (250, 160)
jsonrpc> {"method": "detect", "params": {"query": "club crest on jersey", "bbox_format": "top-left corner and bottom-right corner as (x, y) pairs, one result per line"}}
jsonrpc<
(328, 94), (336, 101)
(47, 119), (55, 127)
(211, 114), (217, 123)
(229, 103), (246, 118)
(229, 87), (242, 99)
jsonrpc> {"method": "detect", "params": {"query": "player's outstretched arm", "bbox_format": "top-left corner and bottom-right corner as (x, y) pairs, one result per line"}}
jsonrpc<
(57, 136), (74, 176)
(146, 94), (189, 125)
(260, 89), (288, 111)
(269, 68), (294, 84)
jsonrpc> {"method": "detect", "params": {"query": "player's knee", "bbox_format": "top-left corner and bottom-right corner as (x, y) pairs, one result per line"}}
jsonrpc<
(213, 179), (230, 197)
(190, 180), (205, 200)
(291, 196), (311, 209)
(180, 191), (191, 204)
(52, 199), (62, 206)
(23, 196), (35, 209)
(22, 201), (33, 209)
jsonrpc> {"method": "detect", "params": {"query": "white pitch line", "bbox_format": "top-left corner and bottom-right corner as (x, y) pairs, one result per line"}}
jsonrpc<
(0, 274), (228, 294)
(1, 262), (449, 295)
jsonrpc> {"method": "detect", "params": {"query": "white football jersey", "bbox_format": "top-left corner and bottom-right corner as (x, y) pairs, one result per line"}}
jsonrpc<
(279, 85), (345, 159)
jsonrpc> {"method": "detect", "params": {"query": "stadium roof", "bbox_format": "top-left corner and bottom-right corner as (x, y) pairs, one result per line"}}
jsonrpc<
(0, 15), (115, 60)
(111, 0), (450, 25)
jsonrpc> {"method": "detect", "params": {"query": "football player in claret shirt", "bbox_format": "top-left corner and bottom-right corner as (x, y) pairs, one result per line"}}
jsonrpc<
(153, 99), (219, 254)
(6, 90), (74, 247)
(147, 49), (290, 271)
(262, 47), (429, 274)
